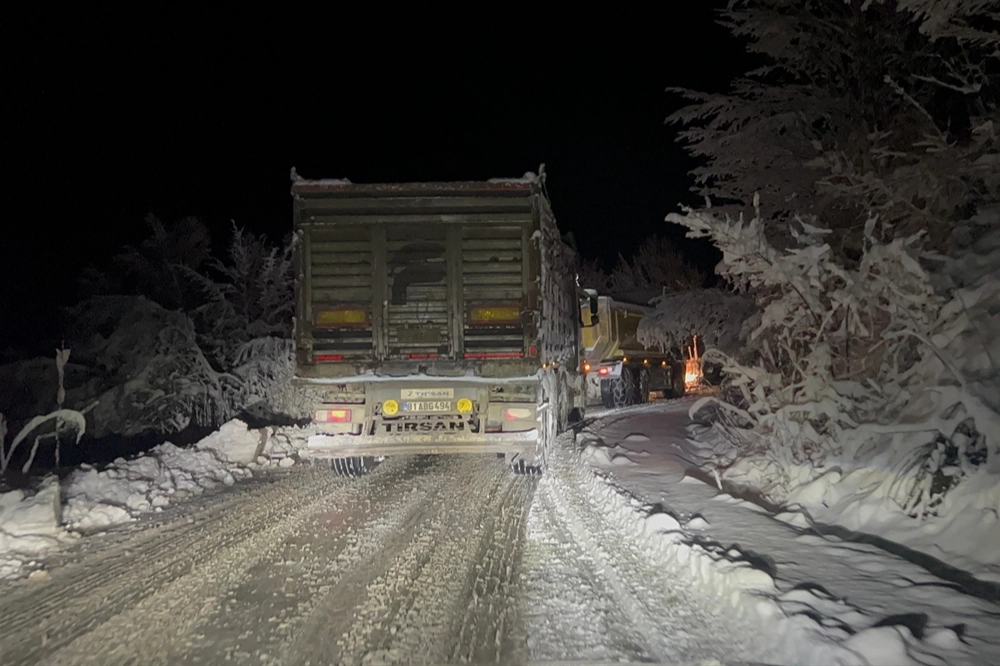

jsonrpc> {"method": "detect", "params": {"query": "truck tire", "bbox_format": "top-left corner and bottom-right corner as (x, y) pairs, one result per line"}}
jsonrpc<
(600, 367), (636, 409)
(331, 456), (373, 477)
(666, 362), (686, 399)
(636, 367), (650, 404)
(511, 458), (542, 475)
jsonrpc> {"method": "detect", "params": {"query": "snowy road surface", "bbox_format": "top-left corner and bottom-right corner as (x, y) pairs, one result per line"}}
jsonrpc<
(0, 451), (767, 666)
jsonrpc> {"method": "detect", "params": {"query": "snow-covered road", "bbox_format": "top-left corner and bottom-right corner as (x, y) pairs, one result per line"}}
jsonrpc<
(0, 450), (768, 666)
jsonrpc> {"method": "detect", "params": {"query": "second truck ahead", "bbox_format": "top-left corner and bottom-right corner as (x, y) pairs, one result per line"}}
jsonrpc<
(578, 293), (687, 409)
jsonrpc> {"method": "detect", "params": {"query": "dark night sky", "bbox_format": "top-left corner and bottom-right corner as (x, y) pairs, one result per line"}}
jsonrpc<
(3, 7), (746, 356)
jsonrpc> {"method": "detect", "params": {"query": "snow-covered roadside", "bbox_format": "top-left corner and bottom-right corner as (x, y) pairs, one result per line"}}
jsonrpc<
(0, 419), (297, 580)
(716, 426), (1000, 581)
(575, 401), (999, 666)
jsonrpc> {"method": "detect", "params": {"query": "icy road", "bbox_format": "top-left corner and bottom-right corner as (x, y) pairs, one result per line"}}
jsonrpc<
(0, 449), (769, 666)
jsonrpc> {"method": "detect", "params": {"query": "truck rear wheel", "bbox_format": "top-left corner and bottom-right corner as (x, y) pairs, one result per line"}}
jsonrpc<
(511, 458), (542, 475)
(636, 367), (650, 404)
(331, 456), (373, 477)
(666, 362), (686, 399)
(600, 367), (636, 409)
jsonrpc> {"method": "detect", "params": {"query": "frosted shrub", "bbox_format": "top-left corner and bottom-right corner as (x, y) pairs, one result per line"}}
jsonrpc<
(637, 288), (757, 360)
(671, 201), (1000, 515)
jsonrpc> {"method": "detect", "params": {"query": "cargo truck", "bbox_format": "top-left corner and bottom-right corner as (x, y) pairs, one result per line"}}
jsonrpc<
(579, 292), (687, 408)
(291, 170), (585, 475)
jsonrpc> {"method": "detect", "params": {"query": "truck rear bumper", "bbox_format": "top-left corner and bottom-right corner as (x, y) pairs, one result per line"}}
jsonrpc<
(302, 429), (538, 459)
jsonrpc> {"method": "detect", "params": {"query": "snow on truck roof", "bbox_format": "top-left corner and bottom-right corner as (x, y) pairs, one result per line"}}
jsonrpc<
(289, 169), (541, 195)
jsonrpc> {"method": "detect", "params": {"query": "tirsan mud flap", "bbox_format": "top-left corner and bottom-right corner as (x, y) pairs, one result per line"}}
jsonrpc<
(302, 429), (539, 459)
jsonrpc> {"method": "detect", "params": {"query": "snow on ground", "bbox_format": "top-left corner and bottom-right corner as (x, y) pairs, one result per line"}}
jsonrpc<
(773, 444), (1000, 580)
(578, 399), (1000, 666)
(0, 419), (286, 579)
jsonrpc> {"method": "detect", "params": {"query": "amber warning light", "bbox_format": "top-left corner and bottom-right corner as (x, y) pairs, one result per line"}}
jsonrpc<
(316, 308), (368, 326)
(468, 304), (520, 325)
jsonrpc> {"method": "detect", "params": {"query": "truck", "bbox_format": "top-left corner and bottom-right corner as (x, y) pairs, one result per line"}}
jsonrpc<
(291, 169), (586, 475)
(578, 292), (688, 409)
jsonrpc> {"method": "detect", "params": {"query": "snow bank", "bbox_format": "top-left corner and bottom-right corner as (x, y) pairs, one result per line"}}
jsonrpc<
(778, 458), (1000, 578)
(0, 477), (73, 579)
(556, 436), (868, 665)
(63, 442), (252, 531)
(195, 419), (264, 464)
(0, 419), (269, 579)
(570, 418), (992, 665)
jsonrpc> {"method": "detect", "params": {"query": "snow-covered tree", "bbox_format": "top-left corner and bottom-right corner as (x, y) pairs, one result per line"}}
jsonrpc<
(607, 236), (707, 293)
(68, 218), (298, 436)
(183, 223), (297, 369)
(661, 2), (1000, 523)
(576, 257), (611, 292)
(79, 215), (212, 311)
(669, 0), (1000, 262)
(577, 236), (706, 295)
(637, 288), (757, 361)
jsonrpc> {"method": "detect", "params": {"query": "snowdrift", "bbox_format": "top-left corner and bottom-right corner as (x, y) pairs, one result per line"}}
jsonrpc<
(0, 419), (297, 579)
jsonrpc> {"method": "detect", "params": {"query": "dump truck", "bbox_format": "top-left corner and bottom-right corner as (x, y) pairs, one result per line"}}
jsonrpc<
(578, 292), (687, 408)
(291, 170), (585, 475)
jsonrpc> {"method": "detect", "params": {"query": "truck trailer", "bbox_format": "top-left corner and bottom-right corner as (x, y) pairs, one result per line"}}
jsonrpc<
(579, 293), (687, 408)
(291, 170), (585, 475)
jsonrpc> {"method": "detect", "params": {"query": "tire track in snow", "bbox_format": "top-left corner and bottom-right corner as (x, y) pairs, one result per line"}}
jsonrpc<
(520, 478), (658, 663)
(519, 440), (754, 664)
(0, 469), (335, 665)
(278, 456), (534, 666)
(447, 469), (534, 664)
(0, 458), (420, 666)
(31, 456), (441, 666)
(173, 455), (462, 665)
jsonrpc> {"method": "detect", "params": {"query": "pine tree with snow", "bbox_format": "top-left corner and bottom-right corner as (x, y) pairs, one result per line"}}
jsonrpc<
(670, 0), (1000, 262)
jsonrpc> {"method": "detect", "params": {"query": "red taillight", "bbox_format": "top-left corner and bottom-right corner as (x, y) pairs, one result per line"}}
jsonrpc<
(315, 409), (351, 423)
(528, 345), (537, 357)
(598, 366), (610, 376)
(503, 407), (533, 420)
(408, 353), (439, 360)
(464, 352), (524, 359)
(315, 354), (344, 362)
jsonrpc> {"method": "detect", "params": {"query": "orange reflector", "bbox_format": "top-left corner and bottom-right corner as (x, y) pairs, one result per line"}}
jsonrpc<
(468, 304), (520, 324)
(315, 409), (351, 423)
(582, 361), (592, 373)
(316, 308), (367, 326)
